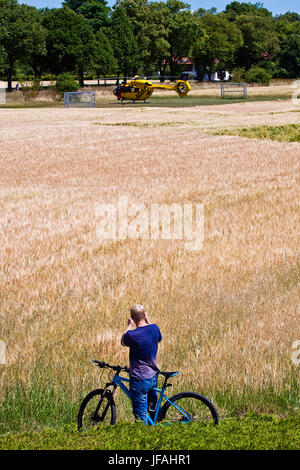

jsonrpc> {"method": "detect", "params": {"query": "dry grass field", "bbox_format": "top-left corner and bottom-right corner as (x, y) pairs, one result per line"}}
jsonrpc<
(0, 99), (299, 430)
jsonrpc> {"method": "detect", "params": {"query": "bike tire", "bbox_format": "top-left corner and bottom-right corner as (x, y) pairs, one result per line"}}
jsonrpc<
(77, 389), (117, 430)
(159, 392), (219, 425)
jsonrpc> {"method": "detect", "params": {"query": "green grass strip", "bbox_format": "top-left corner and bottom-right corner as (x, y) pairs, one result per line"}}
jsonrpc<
(214, 124), (300, 142)
(96, 96), (289, 108)
(1, 414), (299, 450)
(0, 95), (289, 109)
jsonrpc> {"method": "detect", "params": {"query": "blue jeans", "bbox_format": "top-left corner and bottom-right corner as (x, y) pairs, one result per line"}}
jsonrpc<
(130, 374), (158, 425)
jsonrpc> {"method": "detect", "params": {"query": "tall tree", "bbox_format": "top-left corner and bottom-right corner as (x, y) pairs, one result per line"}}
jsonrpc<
(0, 0), (47, 91)
(63, 0), (111, 32)
(0, 1), (8, 75)
(276, 11), (300, 23)
(94, 29), (118, 77)
(191, 13), (243, 80)
(115, 0), (169, 74)
(278, 34), (300, 78)
(233, 14), (280, 70)
(153, 0), (205, 76)
(0, 45), (7, 74)
(196, 7), (217, 17)
(110, 6), (140, 79)
(224, 1), (272, 20)
(42, 7), (96, 86)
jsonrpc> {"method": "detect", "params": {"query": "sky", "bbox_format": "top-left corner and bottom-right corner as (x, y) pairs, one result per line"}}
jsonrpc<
(19, 0), (300, 16)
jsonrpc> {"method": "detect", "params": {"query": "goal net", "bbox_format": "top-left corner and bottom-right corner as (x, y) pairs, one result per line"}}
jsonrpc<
(64, 91), (96, 108)
(220, 82), (247, 99)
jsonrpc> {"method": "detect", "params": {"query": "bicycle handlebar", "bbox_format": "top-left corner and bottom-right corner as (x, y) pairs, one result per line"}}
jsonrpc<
(92, 359), (129, 373)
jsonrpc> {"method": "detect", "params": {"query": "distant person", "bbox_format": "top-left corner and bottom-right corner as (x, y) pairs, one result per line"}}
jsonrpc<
(121, 304), (162, 424)
(15, 83), (19, 91)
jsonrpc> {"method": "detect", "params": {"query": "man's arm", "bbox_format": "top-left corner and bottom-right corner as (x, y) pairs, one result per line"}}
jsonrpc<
(121, 318), (134, 346)
(145, 312), (162, 342)
(158, 327), (162, 342)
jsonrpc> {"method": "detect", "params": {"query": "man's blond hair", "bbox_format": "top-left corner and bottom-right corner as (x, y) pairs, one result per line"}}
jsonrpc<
(130, 304), (145, 323)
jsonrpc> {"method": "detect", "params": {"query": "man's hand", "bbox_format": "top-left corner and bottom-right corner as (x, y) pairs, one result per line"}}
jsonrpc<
(121, 318), (135, 346)
(145, 312), (151, 324)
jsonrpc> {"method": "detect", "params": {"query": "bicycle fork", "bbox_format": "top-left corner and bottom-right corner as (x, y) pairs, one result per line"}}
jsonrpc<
(94, 383), (117, 422)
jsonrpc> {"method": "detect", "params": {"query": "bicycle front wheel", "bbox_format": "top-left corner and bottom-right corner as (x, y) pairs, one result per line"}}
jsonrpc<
(77, 389), (116, 430)
(159, 392), (218, 425)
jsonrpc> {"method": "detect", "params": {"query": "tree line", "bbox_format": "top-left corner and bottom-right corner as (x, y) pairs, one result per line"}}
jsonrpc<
(0, 0), (299, 91)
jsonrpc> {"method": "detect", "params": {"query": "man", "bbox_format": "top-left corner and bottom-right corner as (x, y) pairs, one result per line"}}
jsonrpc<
(121, 304), (162, 424)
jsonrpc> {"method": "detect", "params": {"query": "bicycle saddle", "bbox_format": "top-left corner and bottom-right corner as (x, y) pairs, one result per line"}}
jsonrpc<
(158, 371), (179, 378)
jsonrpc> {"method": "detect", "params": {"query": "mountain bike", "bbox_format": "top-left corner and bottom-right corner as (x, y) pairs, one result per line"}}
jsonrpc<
(77, 360), (219, 429)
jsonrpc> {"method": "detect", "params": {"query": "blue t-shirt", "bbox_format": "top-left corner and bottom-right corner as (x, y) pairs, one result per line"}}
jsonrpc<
(123, 324), (162, 380)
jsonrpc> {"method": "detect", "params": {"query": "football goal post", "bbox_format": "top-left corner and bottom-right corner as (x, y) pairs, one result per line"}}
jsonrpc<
(64, 91), (96, 108)
(220, 82), (247, 99)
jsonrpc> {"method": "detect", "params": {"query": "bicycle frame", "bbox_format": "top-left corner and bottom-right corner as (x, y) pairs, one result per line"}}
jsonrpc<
(106, 373), (192, 426)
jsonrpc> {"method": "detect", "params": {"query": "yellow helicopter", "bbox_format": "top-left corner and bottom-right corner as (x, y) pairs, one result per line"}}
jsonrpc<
(113, 73), (191, 103)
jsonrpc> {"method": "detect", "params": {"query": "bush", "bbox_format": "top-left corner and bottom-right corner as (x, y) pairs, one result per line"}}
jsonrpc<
(56, 73), (79, 94)
(244, 67), (272, 85)
(20, 79), (42, 101)
(232, 67), (246, 82)
(256, 61), (290, 79)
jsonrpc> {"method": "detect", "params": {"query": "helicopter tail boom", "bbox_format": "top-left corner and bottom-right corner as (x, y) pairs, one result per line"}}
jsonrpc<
(151, 80), (191, 98)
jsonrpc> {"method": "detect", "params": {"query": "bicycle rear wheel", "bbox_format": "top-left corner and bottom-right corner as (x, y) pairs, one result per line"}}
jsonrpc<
(77, 389), (116, 430)
(159, 392), (218, 425)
